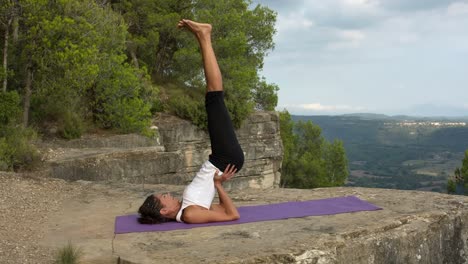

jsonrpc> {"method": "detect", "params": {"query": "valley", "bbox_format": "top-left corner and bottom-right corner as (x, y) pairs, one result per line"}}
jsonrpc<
(292, 114), (468, 193)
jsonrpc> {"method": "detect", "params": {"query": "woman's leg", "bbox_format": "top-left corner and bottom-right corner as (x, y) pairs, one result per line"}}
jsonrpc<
(178, 20), (244, 172)
(177, 20), (222, 92)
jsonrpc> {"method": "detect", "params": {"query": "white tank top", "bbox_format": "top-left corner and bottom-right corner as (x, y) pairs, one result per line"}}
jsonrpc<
(176, 161), (219, 222)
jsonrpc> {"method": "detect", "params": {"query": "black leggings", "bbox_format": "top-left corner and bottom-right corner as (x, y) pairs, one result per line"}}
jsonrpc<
(206, 91), (244, 172)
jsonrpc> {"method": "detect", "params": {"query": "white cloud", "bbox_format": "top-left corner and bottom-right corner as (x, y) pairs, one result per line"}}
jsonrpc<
(447, 2), (468, 16)
(327, 29), (366, 49)
(398, 34), (419, 44)
(294, 103), (365, 112)
(339, 30), (366, 41)
(277, 103), (367, 114)
(276, 11), (315, 32)
(256, 0), (468, 115)
(341, 0), (379, 10)
(342, 0), (368, 6)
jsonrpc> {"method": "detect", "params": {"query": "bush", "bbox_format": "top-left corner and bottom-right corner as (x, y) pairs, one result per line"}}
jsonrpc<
(447, 178), (456, 194)
(0, 91), (21, 125)
(54, 242), (82, 264)
(98, 97), (153, 134)
(60, 112), (85, 139)
(166, 89), (207, 129)
(0, 125), (40, 171)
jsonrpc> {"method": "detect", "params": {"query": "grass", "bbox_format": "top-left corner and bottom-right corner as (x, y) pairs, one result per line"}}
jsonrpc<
(54, 242), (82, 264)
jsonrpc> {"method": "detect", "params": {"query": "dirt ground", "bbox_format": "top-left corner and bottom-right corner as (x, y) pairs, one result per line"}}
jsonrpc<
(0, 171), (85, 264)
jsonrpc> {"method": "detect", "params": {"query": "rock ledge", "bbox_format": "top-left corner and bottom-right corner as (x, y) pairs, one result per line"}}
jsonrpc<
(39, 182), (468, 264)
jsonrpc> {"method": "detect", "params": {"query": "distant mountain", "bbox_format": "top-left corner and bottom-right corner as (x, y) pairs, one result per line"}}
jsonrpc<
(339, 113), (391, 120)
(289, 103), (468, 121)
(401, 104), (468, 118)
(327, 113), (468, 122)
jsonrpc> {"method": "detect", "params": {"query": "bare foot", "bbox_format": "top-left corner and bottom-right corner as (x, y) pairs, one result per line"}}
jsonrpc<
(177, 19), (212, 38)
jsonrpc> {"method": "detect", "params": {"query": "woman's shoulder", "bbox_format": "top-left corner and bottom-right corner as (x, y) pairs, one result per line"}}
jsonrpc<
(181, 205), (209, 223)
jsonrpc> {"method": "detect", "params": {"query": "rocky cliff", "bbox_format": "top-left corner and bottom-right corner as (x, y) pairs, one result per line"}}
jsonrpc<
(43, 111), (283, 190)
(36, 180), (467, 264)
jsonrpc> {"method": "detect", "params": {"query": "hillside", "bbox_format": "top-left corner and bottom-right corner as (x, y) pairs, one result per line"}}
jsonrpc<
(292, 114), (468, 192)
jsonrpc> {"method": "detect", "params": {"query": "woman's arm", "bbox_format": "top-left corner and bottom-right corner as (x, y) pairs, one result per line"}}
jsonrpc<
(214, 180), (240, 219)
(183, 165), (240, 224)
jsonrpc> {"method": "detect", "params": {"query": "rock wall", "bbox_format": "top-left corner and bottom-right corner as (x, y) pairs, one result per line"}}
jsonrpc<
(155, 112), (283, 189)
(45, 111), (283, 189)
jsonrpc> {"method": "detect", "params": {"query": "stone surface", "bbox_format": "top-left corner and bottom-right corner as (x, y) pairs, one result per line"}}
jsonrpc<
(42, 111), (283, 190)
(36, 181), (468, 264)
(38, 133), (162, 149)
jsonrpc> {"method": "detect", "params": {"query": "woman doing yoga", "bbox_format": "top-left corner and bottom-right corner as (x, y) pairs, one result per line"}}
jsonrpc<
(138, 19), (245, 224)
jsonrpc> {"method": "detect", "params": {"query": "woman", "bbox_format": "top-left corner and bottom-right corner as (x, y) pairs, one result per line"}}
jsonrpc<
(138, 19), (245, 224)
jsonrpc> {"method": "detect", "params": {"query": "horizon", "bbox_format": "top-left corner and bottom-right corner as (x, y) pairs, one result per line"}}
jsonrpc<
(251, 0), (468, 117)
(290, 112), (468, 119)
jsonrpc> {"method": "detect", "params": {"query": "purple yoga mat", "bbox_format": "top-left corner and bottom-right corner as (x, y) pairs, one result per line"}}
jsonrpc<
(114, 195), (381, 234)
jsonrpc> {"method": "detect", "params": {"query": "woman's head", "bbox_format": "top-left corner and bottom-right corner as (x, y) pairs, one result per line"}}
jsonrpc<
(138, 193), (181, 224)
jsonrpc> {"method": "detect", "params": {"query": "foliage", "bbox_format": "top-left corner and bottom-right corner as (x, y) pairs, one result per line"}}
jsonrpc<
(166, 87), (207, 128)
(322, 140), (349, 186)
(4, 0), (154, 138)
(1, 0), (278, 172)
(448, 150), (468, 194)
(447, 178), (456, 194)
(2, 0), (277, 144)
(112, 0), (278, 128)
(0, 91), (21, 124)
(0, 90), (37, 171)
(0, 124), (39, 171)
(54, 242), (82, 264)
(60, 111), (84, 140)
(253, 77), (279, 111)
(279, 110), (348, 188)
(279, 110), (296, 167)
(92, 52), (152, 133)
(462, 150), (468, 183)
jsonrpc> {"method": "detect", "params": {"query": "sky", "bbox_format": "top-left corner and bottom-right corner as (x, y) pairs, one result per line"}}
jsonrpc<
(251, 0), (468, 116)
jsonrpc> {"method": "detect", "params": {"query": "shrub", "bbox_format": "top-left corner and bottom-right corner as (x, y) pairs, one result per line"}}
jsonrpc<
(0, 91), (21, 125)
(0, 125), (40, 171)
(60, 112), (85, 139)
(447, 178), (456, 194)
(54, 242), (82, 264)
(98, 97), (153, 134)
(166, 89), (207, 129)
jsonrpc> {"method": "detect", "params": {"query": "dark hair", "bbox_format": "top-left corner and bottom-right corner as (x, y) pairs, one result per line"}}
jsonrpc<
(138, 195), (169, 224)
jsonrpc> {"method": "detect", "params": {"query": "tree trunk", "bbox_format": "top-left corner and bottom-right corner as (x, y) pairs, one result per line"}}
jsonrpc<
(23, 64), (33, 127)
(2, 18), (12, 92)
(130, 49), (139, 69)
(12, 15), (18, 42)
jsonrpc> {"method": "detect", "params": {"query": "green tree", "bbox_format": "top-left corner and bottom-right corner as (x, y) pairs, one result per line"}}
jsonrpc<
(0, 91), (20, 124)
(292, 120), (325, 188)
(111, 0), (192, 79)
(322, 140), (349, 186)
(446, 151), (468, 194)
(279, 111), (349, 189)
(253, 77), (278, 111)
(0, 0), (19, 92)
(7, 0), (154, 136)
(461, 150), (468, 183)
(279, 110), (297, 187)
(447, 178), (456, 194)
(113, 0), (278, 128)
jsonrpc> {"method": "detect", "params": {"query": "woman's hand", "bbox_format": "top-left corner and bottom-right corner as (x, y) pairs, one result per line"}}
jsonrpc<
(214, 164), (237, 185)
